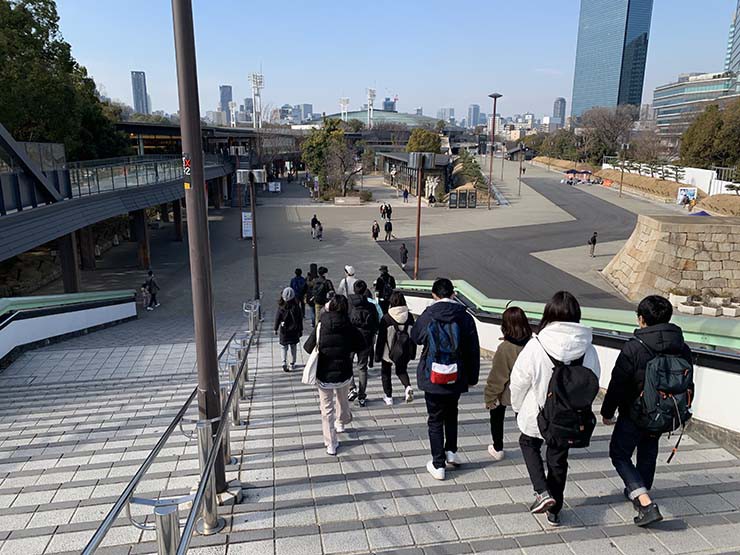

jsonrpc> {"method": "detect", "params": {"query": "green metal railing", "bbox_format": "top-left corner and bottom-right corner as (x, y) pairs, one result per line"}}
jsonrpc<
(0, 290), (136, 320)
(396, 280), (740, 352)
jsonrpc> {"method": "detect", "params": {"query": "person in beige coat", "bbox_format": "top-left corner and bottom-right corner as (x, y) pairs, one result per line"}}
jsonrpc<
(484, 306), (532, 461)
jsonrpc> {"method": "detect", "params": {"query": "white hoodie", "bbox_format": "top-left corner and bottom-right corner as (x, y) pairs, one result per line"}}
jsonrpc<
(382, 306), (409, 363)
(509, 321), (601, 439)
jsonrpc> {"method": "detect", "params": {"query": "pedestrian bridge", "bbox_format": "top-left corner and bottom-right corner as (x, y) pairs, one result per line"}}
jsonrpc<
(0, 281), (738, 554)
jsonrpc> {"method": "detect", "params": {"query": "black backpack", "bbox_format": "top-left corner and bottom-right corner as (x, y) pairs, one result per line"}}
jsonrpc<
(313, 278), (333, 305)
(536, 341), (599, 448)
(388, 321), (415, 366)
(349, 302), (375, 332)
(282, 306), (301, 334)
(629, 337), (693, 462)
(378, 275), (395, 300)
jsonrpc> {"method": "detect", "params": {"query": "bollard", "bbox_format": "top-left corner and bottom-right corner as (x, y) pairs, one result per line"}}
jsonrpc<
(228, 365), (242, 425)
(229, 362), (243, 399)
(195, 421), (224, 535)
(220, 385), (236, 466)
(238, 348), (249, 384)
(154, 504), (180, 555)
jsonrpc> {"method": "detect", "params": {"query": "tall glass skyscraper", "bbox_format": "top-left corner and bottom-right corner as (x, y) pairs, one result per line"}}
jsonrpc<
(570, 0), (654, 119)
(725, 1), (740, 73)
(130, 71), (150, 115)
(552, 97), (566, 123)
(219, 85), (233, 112)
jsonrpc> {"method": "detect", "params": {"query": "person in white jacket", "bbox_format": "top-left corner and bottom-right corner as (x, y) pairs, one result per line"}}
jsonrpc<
(336, 265), (358, 298)
(510, 291), (601, 527)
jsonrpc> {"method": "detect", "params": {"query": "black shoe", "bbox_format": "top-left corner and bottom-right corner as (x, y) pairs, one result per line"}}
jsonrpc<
(546, 511), (560, 527)
(529, 492), (556, 514)
(634, 503), (663, 528)
(358, 398), (366, 407)
(347, 389), (358, 402)
(282, 364), (289, 373)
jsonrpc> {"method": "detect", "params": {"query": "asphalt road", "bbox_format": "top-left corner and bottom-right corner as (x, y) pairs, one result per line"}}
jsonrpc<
(381, 176), (638, 309)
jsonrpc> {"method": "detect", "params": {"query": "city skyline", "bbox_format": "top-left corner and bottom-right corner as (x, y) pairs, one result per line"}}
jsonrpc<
(57, 0), (736, 120)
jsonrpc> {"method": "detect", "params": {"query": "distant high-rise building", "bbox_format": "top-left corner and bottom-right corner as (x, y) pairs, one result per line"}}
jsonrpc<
(415, 107), (423, 116)
(726, 1), (740, 72)
(436, 108), (455, 122)
(571, 0), (654, 118)
(478, 112), (487, 126)
(382, 97), (397, 111)
(553, 97), (566, 124)
(131, 71), (150, 115)
(219, 85), (233, 112)
(467, 104), (480, 129)
(299, 103), (313, 121)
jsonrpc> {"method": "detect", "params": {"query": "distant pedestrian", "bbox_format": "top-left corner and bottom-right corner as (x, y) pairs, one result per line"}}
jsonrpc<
(588, 232), (598, 258)
(400, 243), (409, 270)
(145, 270), (160, 311)
(522, 167), (526, 176)
(386, 204), (393, 220)
(374, 265), (397, 314)
(384, 220), (393, 241)
(337, 265), (358, 298)
(428, 194), (436, 206)
(380, 204), (386, 220)
(316, 222), (324, 241)
(375, 291), (416, 405)
(403, 189), (409, 203)
(274, 288), (303, 372)
(290, 268), (308, 317)
(371, 220), (380, 241)
(311, 214), (319, 239)
(688, 198), (696, 213)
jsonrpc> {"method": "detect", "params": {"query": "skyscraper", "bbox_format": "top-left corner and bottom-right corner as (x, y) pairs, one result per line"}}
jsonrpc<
(725, 1), (740, 72)
(570, 0), (654, 119)
(219, 85), (233, 112)
(467, 104), (480, 129)
(382, 97), (397, 111)
(131, 71), (150, 115)
(553, 97), (566, 124)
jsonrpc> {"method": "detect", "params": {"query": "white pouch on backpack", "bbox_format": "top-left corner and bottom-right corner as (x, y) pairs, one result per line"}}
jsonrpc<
(302, 323), (321, 385)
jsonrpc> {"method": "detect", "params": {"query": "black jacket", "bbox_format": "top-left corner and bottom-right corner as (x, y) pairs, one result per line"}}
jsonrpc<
(374, 273), (396, 300)
(303, 310), (365, 384)
(411, 299), (480, 395)
(312, 275), (334, 305)
(348, 294), (379, 353)
(601, 323), (694, 420)
(274, 301), (303, 346)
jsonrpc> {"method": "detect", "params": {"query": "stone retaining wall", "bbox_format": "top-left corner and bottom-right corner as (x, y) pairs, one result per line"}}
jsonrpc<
(603, 215), (740, 299)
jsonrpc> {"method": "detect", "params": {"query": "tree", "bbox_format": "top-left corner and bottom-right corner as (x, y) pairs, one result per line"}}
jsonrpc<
(713, 98), (740, 167)
(456, 150), (485, 187)
(345, 118), (365, 132)
(542, 129), (579, 161)
(631, 129), (663, 165)
(519, 133), (547, 154)
(435, 120), (446, 133)
(405, 128), (442, 153)
(0, 0), (128, 160)
(680, 104), (723, 168)
(580, 105), (637, 164)
(300, 119), (361, 196)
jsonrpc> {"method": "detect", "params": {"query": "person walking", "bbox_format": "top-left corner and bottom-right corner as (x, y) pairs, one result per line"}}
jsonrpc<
(347, 280), (380, 406)
(602, 295), (693, 528)
(303, 295), (365, 455)
(510, 291), (601, 527)
(337, 265), (358, 298)
(311, 214), (319, 239)
(375, 291), (416, 405)
(306, 264), (318, 326)
(587, 232), (598, 258)
(311, 267), (334, 326)
(411, 278), (480, 481)
(384, 219), (393, 242)
(403, 189), (409, 203)
(374, 266), (396, 314)
(145, 270), (160, 311)
(386, 204), (393, 220)
(399, 243), (409, 270)
(380, 204), (386, 220)
(290, 268), (307, 318)
(371, 220), (380, 241)
(315, 222), (324, 241)
(484, 306), (532, 461)
(274, 288), (303, 372)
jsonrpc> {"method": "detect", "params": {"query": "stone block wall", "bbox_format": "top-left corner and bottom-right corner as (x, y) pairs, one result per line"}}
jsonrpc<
(603, 215), (740, 300)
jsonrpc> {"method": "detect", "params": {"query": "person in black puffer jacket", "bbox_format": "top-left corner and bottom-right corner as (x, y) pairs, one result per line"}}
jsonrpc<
(304, 295), (365, 455)
(274, 288), (303, 372)
(346, 280), (379, 406)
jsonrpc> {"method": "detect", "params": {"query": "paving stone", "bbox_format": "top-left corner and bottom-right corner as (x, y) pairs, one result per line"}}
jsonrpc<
(321, 529), (369, 554)
(275, 533), (322, 555)
(408, 520), (458, 545)
(492, 513), (542, 535)
(367, 525), (415, 551)
(226, 539), (275, 555)
(450, 515), (499, 540)
(694, 523), (740, 550)
(610, 533), (670, 554)
(0, 535), (51, 555)
(652, 524), (714, 554)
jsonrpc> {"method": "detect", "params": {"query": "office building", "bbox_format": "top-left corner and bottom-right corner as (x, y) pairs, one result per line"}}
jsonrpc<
(571, 0), (654, 118)
(382, 97), (397, 112)
(415, 107), (423, 116)
(467, 104), (480, 129)
(553, 97), (566, 124)
(726, 1), (740, 72)
(478, 112), (488, 126)
(219, 85), (233, 112)
(130, 71), (150, 115)
(436, 107), (455, 122)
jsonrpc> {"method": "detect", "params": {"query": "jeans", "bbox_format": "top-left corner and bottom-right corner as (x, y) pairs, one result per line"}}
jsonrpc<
(519, 433), (569, 514)
(489, 405), (507, 452)
(318, 383), (352, 448)
(350, 350), (371, 400)
(314, 304), (323, 327)
(307, 304), (316, 326)
(148, 292), (158, 308)
(425, 393), (460, 469)
(281, 344), (297, 366)
(380, 360), (411, 398)
(609, 416), (660, 500)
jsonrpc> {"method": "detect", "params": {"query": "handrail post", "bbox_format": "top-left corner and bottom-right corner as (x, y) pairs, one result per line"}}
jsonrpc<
(220, 385), (236, 465)
(229, 363), (244, 413)
(238, 347), (248, 385)
(195, 421), (224, 535)
(155, 504), (180, 555)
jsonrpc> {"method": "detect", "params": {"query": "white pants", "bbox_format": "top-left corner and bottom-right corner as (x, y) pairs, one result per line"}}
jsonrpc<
(318, 383), (352, 448)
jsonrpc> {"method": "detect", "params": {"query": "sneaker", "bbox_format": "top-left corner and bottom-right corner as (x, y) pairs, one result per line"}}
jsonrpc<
(383, 396), (394, 406)
(146, 306), (154, 311)
(282, 364), (289, 373)
(155, 303), (161, 307)
(327, 441), (339, 456)
(445, 451), (462, 467)
(335, 422), (345, 433)
(487, 445), (505, 461)
(358, 398), (366, 407)
(289, 363), (295, 371)
(426, 460), (445, 481)
(546, 511), (561, 527)
(347, 389), (358, 402)
(634, 503), (663, 527)
(529, 492), (557, 514)
(405, 386), (414, 403)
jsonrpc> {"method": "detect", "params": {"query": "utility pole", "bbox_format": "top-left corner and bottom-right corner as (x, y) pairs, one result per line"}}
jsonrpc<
(413, 154), (425, 280)
(619, 143), (629, 198)
(518, 142), (524, 197)
(248, 172), (261, 301)
(171, 0), (226, 491)
(487, 93), (502, 210)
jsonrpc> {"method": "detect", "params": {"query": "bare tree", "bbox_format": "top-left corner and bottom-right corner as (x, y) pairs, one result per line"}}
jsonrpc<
(581, 105), (637, 162)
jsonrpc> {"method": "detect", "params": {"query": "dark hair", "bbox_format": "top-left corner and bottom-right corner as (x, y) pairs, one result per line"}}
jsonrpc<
(501, 306), (533, 342)
(147, 270), (153, 276)
(295, 268), (302, 276)
(308, 263), (318, 279)
(539, 291), (581, 331)
(328, 294), (348, 314)
(637, 295), (673, 326)
(432, 277), (454, 299)
(353, 280), (368, 295)
(389, 291), (407, 308)
(318, 266), (328, 276)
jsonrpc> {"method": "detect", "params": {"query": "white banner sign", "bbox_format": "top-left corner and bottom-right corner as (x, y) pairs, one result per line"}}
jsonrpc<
(268, 182), (282, 193)
(241, 211), (253, 239)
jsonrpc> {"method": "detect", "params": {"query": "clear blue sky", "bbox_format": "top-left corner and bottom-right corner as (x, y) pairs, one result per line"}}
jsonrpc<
(56, 0), (736, 119)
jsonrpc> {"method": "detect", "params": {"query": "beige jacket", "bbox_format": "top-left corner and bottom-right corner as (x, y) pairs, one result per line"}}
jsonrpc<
(484, 339), (526, 407)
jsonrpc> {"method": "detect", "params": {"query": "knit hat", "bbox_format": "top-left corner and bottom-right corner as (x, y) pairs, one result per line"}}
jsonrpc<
(281, 287), (295, 302)
(344, 265), (355, 276)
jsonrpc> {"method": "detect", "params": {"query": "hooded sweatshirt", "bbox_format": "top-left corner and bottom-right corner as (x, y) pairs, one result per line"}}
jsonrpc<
(510, 321), (601, 438)
(374, 306), (415, 363)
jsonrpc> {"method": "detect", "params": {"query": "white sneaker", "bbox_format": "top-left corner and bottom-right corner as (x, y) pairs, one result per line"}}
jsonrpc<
(487, 445), (505, 461)
(327, 441), (339, 456)
(383, 397), (394, 406)
(146, 307), (154, 311)
(335, 422), (345, 433)
(289, 362), (295, 371)
(405, 386), (414, 403)
(446, 451), (462, 467)
(426, 460), (446, 480)
(154, 303), (161, 307)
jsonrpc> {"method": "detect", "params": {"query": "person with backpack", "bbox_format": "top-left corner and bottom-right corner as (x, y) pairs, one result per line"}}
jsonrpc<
(312, 266), (334, 326)
(346, 280), (380, 406)
(306, 263), (318, 326)
(375, 291), (416, 405)
(303, 295), (365, 455)
(374, 266), (396, 314)
(601, 295), (694, 528)
(290, 268), (307, 318)
(587, 232), (598, 258)
(337, 265), (358, 298)
(371, 220), (380, 241)
(484, 306), (532, 461)
(509, 291), (601, 527)
(274, 288), (303, 372)
(145, 270), (160, 311)
(384, 219), (393, 241)
(310, 214), (319, 239)
(411, 278), (480, 481)
(399, 243), (409, 270)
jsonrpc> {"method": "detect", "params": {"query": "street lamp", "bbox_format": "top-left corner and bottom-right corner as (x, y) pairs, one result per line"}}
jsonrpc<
(518, 142), (524, 197)
(409, 152), (434, 279)
(487, 92), (502, 210)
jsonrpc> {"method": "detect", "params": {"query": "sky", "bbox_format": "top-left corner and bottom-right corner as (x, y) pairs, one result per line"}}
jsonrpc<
(56, 0), (737, 120)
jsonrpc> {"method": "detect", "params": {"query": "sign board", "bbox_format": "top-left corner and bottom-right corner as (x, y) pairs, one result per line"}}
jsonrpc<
(677, 187), (698, 203)
(268, 182), (281, 193)
(241, 211), (253, 239)
(468, 190), (477, 208)
(448, 191), (458, 208)
(458, 190), (468, 209)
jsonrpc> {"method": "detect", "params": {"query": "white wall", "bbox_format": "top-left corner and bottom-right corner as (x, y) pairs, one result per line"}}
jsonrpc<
(602, 163), (733, 196)
(0, 302), (137, 360)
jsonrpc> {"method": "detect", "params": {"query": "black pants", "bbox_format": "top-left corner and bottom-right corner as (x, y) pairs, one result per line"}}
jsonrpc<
(148, 292), (158, 308)
(519, 433), (569, 514)
(425, 393), (460, 469)
(609, 416), (660, 500)
(378, 300), (390, 314)
(489, 405), (506, 452)
(381, 360), (411, 398)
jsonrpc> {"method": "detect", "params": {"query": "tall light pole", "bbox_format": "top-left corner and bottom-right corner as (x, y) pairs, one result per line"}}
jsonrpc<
(518, 142), (524, 197)
(171, 0), (226, 491)
(487, 93), (502, 210)
(409, 152), (431, 280)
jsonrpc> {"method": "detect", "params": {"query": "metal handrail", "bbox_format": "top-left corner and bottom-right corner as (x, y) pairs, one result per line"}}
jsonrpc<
(81, 332), (237, 554)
